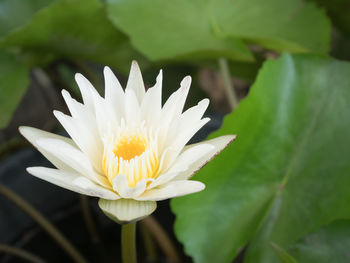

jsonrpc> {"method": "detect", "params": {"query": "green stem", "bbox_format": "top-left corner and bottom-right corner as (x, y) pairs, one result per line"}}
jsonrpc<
(218, 58), (238, 110)
(0, 184), (88, 263)
(122, 222), (137, 263)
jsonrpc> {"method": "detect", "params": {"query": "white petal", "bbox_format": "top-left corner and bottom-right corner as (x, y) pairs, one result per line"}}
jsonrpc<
(113, 174), (151, 198)
(124, 88), (141, 125)
(141, 70), (162, 125)
(136, 180), (205, 201)
(126, 61), (145, 103)
(175, 135), (237, 180)
(161, 76), (191, 122)
(148, 143), (214, 189)
(162, 117), (211, 169)
(27, 167), (119, 200)
(157, 76), (191, 149)
(104, 66), (124, 101)
(104, 66), (125, 121)
(36, 138), (110, 188)
(74, 73), (97, 110)
(62, 89), (108, 149)
(162, 98), (210, 153)
(98, 198), (156, 224)
(90, 89), (119, 138)
(178, 98), (209, 131)
(19, 126), (75, 172)
(61, 89), (88, 119)
(54, 110), (103, 172)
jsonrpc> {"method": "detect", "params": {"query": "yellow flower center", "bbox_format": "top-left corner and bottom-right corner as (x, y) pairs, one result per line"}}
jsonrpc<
(102, 132), (160, 188)
(113, 135), (147, 161)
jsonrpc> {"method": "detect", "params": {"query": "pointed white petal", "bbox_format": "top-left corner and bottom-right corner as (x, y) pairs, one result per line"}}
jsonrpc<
(178, 98), (209, 130)
(136, 180), (205, 201)
(27, 167), (119, 200)
(162, 117), (211, 169)
(126, 61), (145, 103)
(162, 98), (210, 153)
(112, 174), (150, 198)
(104, 66), (124, 101)
(74, 73), (97, 110)
(54, 110), (103, 172)
(161, 76), (191, 121)
(175, 135), (236, 180)
(98, 198), (156, 224)
(157, 76), (191, 149)
(148, 143), (214, 188)
(124, 88), (141, 124)
(141, 70), (162, 124)
(90, 89), (119, 138)
(19, 126), (75, 172)
(36, 138), (110, 188)
(61, 89), (88, 119)
(104, 66), (125, 122)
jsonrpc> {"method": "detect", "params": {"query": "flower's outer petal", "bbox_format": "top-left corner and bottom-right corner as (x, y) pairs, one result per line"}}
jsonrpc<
(148, 143), (214, 188)
(104, 66), (125, 121)
(141, 70), (162, 125)
(53, 110), (103, 173)
(112, 174), (151, 199)
(27, 167), (119, 200)
(62, 88), (107, 142)
(104, 66), (123, 102)
(19, 126), (75, 172)
(177, 98), (210, 133)
(125, 88), (141, 125)
(160, 76), (191, 124)
(98, 198), (156, 224)
(36, 138), (110, 188)
(160, 117), (211, 171)
(165, 98), (209, 143)
(157, 76), (191, 150)
(126, 61), (145, 103)
(175, 135), (237, 180)
(136, 180), (205, 201)
(75, 73), (99, 112)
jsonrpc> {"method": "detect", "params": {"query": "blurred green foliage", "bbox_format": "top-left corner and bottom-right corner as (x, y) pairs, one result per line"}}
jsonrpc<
(106, 0), (330, 61)
(271, 243), (298, 263)
(0, 0), (55, 36)
(0, 0), (331, 128)
(0, 52), (29, 128)
(171, 54), (350, 263)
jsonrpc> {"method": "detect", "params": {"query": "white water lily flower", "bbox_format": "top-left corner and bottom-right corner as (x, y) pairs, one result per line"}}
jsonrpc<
(20, 62), (236, 223)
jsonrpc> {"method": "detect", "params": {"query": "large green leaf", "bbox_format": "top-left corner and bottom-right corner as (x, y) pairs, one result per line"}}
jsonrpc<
(289, 220), (350, 263)
(271, 243), (298, 263)
(107, 0), (252, 62)
(106, 0), (330, 62)
(309, 0), (350, 34)
(0, 0), (144, 72)
(0, 0), (55, 37)
(171, 54), (350, 263)
(0, 52), (29, 128)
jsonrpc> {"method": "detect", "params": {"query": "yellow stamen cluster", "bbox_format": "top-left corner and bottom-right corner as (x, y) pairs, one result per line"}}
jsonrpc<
(113, 135), (147, 161)
(103, 132), (159, 188)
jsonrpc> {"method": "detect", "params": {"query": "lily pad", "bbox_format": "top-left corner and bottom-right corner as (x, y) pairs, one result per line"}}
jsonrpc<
(0, 0), (144, 72)
(0, 52), (29, 128)
(171, 54), (350, 263)
(106, 0), (330, 61)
